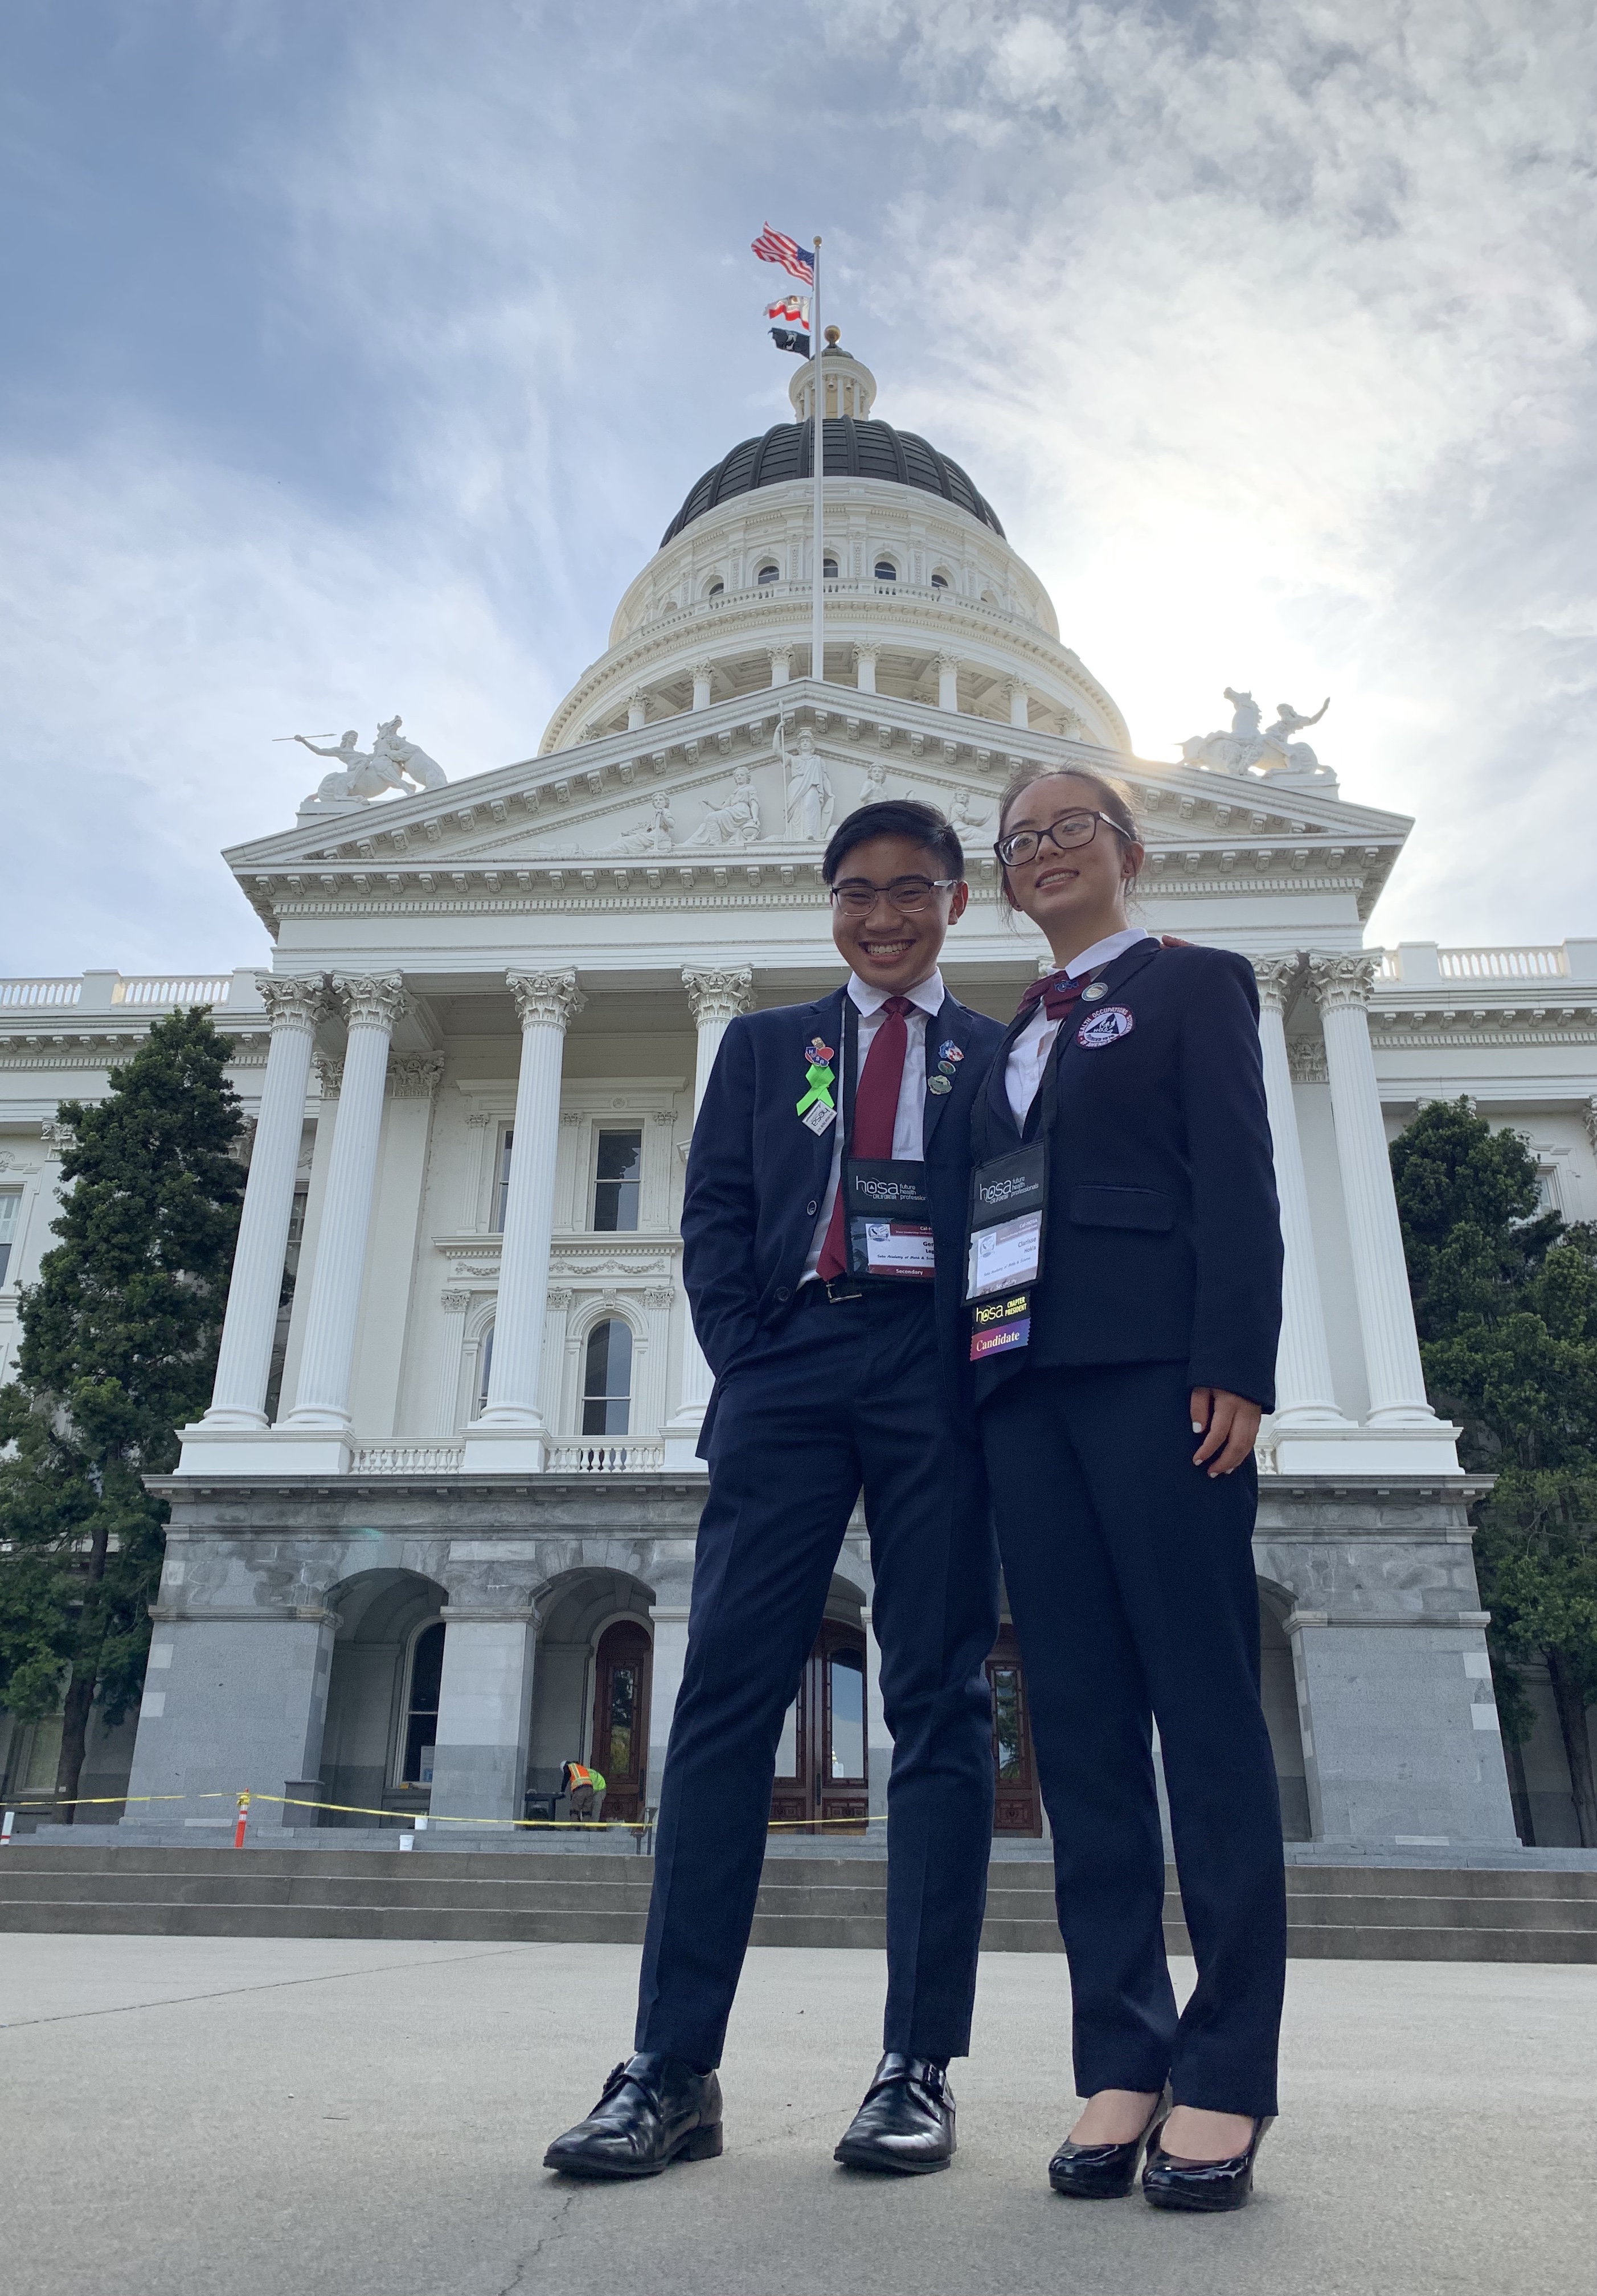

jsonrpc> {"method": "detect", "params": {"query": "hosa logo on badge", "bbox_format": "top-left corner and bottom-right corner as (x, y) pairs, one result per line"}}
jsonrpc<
(978, 1174), (1033, 1209)
(1076, 1004), (1135, 1049)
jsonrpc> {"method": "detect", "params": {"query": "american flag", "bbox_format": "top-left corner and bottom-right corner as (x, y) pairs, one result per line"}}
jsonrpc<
(751, 224), (814, 283)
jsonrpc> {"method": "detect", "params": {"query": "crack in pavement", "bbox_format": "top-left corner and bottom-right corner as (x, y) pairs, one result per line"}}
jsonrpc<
(494, 2191), (576, 2293)
(0, 1944), (538, 2032)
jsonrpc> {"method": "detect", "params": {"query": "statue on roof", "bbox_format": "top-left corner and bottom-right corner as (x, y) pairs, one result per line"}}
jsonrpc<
(294, 718), (448, 809)
(1180, 687), (1337, 789)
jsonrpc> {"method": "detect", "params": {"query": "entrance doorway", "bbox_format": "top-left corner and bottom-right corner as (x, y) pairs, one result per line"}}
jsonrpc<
(770, 1621), (868, 1832)
(987, 1626), (1043, 1835)
(589, 1620), (652, 1822)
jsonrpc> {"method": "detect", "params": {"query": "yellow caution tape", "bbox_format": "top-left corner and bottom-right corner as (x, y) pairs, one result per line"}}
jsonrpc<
(6, 1787), (883, 1833)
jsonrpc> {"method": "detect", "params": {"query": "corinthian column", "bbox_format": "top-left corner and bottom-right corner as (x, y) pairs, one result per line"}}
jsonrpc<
(1308, 954), (1439, 1428)
(936, 654), (960, 712)
(662, 965), (756, 1469)
(464, 969), (585, 1471)
(1251, 958), (1346, 1438)
(277, 974), (408, 1467)
(177, 977), (325, 1470)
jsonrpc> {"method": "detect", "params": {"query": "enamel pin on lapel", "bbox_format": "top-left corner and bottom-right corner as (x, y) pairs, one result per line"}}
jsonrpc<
(928, 1075), (953, 1094)
(938, 1041), (964, 1062)
(1080, 981), (1110, 1003)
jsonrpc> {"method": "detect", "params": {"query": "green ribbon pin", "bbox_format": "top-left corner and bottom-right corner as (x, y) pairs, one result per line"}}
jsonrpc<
(796, 1061), (836, 1117)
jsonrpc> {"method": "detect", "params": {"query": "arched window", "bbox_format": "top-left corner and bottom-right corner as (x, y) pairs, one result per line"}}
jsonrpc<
(476, 1324), (494, 1418)
(756, 562), (780, 585)
(582, 1318), (633, 1436)
(874, 558), (897, 581)
(930, 570), (950, 590)
(401, 1621), (445, 1786)
(706, 579), (724, 597)
(823, 556), (838, 579)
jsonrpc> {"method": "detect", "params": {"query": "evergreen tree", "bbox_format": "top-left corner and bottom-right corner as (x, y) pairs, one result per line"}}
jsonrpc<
(1390, 1098), (1597, 1843)
(0, 1009), (242, 1815)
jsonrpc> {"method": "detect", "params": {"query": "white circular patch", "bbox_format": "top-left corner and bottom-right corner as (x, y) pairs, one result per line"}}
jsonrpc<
(1076, 1004), (1135, 1048)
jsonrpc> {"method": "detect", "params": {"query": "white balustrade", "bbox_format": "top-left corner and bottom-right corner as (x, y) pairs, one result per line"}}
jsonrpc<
(547, 1440), (666, 1473)
(352, 1442), (466, 1475)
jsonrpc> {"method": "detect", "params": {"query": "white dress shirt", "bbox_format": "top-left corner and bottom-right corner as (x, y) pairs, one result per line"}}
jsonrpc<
(1005, 928), (1153, 1126)
(802, 967), (946, 1281)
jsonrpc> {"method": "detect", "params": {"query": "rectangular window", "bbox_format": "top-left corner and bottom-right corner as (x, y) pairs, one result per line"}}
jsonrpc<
(0, 1190), (19, 1286)
(493, 1128), (515, 1232)
(581, 1318), (633, 1436)
(592, 1128), (642, 1232)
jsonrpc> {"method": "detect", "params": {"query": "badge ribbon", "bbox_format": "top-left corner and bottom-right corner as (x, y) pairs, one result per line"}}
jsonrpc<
(796, 1060), (836, 1117)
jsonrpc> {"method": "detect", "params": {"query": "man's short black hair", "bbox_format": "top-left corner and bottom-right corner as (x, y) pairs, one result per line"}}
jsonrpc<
(821, 800), (965, 885)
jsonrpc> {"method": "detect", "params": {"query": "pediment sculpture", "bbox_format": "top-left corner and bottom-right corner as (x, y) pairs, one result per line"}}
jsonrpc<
(687, 765), (763, 847)
(1180, 688), (1336, 789)
(294, 715), (448, 812)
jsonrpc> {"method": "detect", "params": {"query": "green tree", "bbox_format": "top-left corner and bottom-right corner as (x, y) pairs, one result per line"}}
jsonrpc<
(0, 1009), (242, 1816)
(1391, 1098), (1597, 1843)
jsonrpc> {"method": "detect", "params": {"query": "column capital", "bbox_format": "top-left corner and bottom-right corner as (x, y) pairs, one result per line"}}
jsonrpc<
(1251, 954), (1304, 1012)
(853, 642), (879, 665)
(331, 972), (409, 1030)
(256, 974), (329, 1032)
(508, 969), (585, 1031)
(682, 965), (755, 1025)
(935, 651), (960, 673)
(1307, 952), (1379, 1012)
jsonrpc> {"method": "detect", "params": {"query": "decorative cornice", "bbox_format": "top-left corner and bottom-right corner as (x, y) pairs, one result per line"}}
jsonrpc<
(256, 974), (329, 1032)
(508, 969), (586, 1031)
(1307, 952), (1379, 1012)
(682, 965), (756, 1025)
(331, 973), (410, 1031)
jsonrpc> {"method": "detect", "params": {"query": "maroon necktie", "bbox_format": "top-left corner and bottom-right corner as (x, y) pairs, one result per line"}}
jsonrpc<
(816, 995), (913, 1281)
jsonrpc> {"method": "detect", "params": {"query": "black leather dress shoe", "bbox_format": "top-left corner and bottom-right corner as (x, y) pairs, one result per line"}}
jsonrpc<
(833, 2053), (955, 2175)
(1141, 2114), (1273, 2212)
(1049, 2090), (1168, 2199)
(543, 2053), (723, 2179)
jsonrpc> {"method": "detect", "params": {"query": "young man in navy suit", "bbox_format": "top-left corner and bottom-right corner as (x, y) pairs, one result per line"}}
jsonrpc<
(546, 800), (1005, 2182)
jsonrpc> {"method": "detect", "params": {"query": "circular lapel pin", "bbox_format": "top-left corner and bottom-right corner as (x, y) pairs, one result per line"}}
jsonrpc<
(1081, 981), (1110, 1003)
(939, 1041), (964, 1062)
(928, 1074), (953, 1094)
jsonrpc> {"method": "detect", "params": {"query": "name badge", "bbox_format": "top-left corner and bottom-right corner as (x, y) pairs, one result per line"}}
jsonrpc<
(966, 1144), (1048, 1360)
(845, 1159), (935, 1282)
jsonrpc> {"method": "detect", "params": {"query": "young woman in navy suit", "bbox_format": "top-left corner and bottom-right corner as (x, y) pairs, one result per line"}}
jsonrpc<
(971, 763), (1287, 2212)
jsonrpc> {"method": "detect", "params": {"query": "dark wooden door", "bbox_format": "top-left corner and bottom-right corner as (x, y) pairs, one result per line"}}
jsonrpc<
(590, 1620), (652, 1823)
(769, 1621), (869, 1833)
(987, 1626), (1043, 1835)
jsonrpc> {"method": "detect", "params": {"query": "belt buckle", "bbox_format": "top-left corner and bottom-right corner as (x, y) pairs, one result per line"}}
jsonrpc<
(822, 1276), (864, 1304)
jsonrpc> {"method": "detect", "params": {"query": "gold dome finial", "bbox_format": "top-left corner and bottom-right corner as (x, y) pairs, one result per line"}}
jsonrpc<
(824, 325), (841, 347)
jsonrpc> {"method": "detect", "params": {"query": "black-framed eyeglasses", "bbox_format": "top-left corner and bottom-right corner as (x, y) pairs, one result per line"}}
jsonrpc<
(829, 875), (958, 917)
(994, 810), (1123, 869)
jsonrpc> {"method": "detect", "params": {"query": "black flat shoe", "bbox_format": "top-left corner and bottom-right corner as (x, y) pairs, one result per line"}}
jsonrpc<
(543, 2053), (723, 2179)
(1141, 2114), (1273, 2212)
(834, 2053), (956, 2175)
(1049, 2089), (1169, 2200)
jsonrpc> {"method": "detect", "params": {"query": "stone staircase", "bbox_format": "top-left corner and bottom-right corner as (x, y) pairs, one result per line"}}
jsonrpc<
(1, 1846), (1595, 1961)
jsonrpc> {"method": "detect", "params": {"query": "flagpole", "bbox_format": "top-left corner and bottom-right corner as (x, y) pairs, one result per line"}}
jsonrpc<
(810, 235), (824, 691)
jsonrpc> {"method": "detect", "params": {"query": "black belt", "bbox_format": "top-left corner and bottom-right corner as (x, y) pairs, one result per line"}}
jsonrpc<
(793, 1274), (866, 1307)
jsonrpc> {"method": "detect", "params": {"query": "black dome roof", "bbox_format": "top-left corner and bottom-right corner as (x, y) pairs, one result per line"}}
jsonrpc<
(661, 415), (1004, 546)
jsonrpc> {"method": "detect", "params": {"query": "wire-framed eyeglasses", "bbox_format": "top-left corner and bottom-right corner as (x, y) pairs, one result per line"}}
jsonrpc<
(829, 875), (959, 917)
(995, 810), (1124, 869)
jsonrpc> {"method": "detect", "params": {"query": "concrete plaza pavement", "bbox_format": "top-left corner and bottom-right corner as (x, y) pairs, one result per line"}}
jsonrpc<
(2, 1934), (1592, 2296)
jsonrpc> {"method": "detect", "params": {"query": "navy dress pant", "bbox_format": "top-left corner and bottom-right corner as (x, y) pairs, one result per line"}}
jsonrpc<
(636, 1286), (1000, 2067)
(981, 1362), (1287, 2117)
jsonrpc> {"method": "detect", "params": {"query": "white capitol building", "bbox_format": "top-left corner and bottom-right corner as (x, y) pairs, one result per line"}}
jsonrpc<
(2, 343), (1594, 1850)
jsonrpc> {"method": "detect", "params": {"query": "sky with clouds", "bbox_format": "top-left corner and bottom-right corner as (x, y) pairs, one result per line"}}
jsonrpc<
(3, 0), (1594, 974)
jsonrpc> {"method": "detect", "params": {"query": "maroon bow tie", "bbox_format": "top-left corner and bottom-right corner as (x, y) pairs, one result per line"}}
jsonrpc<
(1017, 971), (1090, 1024)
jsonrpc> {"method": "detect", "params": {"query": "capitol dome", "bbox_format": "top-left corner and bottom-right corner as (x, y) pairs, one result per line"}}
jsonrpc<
(662, 417), (1004, 545)
(538, 339), (1128, 756)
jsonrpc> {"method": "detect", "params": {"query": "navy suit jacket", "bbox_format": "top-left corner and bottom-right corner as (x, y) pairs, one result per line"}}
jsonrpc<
(971, 938), (1283, 1412)
(682, 982), (1006, 1452)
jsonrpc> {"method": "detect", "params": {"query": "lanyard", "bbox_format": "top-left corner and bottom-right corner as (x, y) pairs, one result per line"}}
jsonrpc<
(838, 994), (935, 1282)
